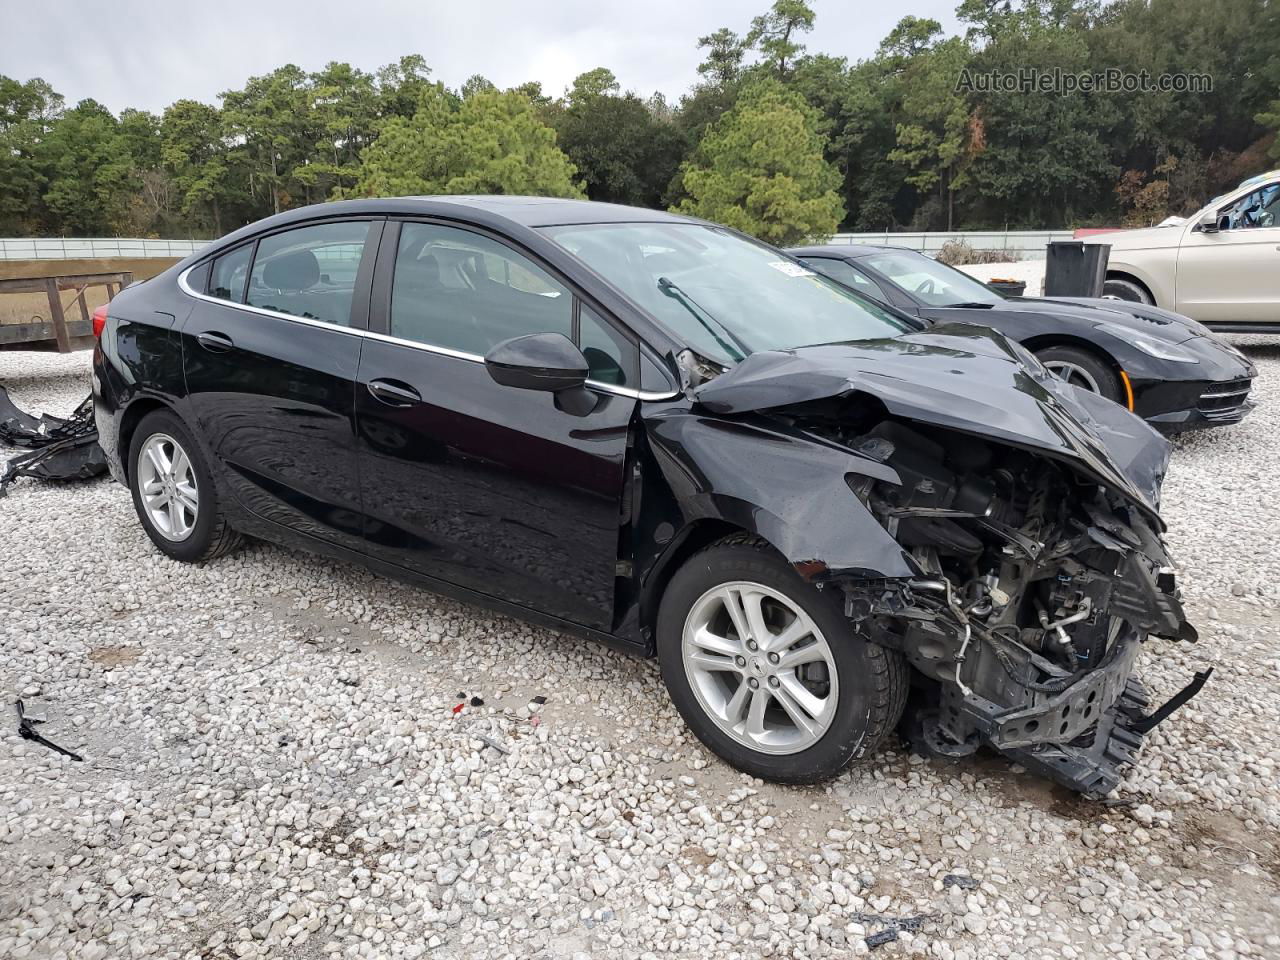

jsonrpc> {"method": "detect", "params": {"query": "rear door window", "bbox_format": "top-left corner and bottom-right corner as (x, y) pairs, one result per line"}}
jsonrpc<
(245, 221), (372, 326)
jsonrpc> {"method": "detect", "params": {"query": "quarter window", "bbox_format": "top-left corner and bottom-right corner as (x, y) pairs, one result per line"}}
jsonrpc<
(580, 304), (635, 386)
(209, 245), (251, 302)
(245, 221), (372, 326)
(391, 222), (572, 356)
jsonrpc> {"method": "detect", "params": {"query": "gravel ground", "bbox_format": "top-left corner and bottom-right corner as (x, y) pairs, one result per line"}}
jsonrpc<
(2, 346), (1279, 960)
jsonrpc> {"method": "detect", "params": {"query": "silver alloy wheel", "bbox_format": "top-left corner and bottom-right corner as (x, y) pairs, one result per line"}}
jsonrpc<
(137, 433), (199, 542)
(681, 581), (839, 755)
(1043, 360), (1101, 393)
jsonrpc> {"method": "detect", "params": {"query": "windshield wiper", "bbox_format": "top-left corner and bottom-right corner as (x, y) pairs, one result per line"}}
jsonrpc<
(657, 277), (750, 363)
(946, 301), (998, 308)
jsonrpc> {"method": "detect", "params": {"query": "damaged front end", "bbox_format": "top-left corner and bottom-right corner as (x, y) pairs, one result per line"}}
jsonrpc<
(835, 418), (1200, 795)
(688, 326), (1206, 795)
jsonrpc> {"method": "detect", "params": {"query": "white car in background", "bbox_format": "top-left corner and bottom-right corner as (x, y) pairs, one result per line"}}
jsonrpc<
(1098, 170), (1280, 332)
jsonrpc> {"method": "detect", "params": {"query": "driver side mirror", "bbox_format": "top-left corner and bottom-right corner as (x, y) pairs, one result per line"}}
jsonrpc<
(485, 332), (589, 393)
(1197, 209), (1221, 234)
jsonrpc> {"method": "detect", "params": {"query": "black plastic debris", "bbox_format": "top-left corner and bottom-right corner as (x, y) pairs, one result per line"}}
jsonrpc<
(470, 696), (485, 707)
(15, 700), (83, 761)
(0, 385), (107, 496)
(853, 912), (933, 950)
(942, 874), (979, 890)
(864, 928), (898, 948)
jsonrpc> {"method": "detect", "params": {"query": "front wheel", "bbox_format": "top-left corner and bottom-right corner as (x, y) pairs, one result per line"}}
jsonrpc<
(1034, 345), (1123, 403)
(656, 536), (907, 783)
(128, 409), (242, 562)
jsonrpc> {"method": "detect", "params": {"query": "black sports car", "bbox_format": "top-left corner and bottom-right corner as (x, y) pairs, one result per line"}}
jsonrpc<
(94, 198), (1206, 795)
(788, 244), (1256, 433)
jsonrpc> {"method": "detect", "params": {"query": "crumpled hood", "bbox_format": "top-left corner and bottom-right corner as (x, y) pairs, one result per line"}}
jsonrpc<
(992, 296), (1209, 343)
(694, 323), (1170, 519)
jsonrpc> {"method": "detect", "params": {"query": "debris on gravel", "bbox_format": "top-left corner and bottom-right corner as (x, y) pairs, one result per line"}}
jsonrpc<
(2, 344), (1278, 959)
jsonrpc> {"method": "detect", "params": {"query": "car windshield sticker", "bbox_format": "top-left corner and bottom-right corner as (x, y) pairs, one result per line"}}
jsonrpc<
(767, 260), (816, 278)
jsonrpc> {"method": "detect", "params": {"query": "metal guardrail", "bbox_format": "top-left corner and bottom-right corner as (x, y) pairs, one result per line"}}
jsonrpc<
(829, 230), (1074, 259)
(0, 238), (209, 260)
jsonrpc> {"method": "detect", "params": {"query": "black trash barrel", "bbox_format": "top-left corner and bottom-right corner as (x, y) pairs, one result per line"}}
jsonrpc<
(1044, 241), (1109, 297)
(987, 279), (1026, 297)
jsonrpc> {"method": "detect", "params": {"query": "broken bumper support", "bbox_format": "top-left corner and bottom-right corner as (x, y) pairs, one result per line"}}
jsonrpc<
(934, 634), (1212, 795)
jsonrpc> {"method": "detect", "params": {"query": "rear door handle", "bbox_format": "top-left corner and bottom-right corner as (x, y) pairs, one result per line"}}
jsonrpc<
(196, 331), (234, 353)
(367, 378), (422, 407)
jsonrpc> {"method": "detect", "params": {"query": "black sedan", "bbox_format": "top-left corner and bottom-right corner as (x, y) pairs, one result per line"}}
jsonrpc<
(94, 198), (1204, 795)
(788, 243), (1256, 433)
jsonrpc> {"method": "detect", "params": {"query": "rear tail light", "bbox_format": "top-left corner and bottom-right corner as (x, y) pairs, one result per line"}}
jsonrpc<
(92, 304), (108, 339)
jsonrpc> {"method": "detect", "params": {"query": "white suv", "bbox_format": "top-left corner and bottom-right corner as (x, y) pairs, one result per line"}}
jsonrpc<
(1096, 170), (1280, 331)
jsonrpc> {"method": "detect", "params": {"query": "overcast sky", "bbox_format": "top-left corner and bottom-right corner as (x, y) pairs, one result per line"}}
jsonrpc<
(2, 1), (961, 115)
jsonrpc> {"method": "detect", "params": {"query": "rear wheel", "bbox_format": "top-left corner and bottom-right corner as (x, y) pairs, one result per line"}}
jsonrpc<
(1035, 345), (1123, 403)
(656, 535), (907, 783)
(1103, 278), (1152, 304)
(128, 410), (242, 562)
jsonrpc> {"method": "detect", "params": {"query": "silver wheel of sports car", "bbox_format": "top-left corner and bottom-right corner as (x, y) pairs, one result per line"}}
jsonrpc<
(1043, 359), (1103, 393)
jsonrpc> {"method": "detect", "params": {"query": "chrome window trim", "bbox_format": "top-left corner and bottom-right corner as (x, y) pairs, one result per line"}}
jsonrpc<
(177, 264), (678, 401)
(177, 265), (362, 338)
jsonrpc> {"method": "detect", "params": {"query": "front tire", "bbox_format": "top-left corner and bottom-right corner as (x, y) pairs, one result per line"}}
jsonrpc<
(128, 409), (242, 562)
(656, 535), (907, 784)
(1035, 345), (1123, 403)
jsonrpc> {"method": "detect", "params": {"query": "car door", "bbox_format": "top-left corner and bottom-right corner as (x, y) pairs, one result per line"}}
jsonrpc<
(180, 218), (381, 550)
(1175, 179), (1280, 324)
(355, 219), (639, 630)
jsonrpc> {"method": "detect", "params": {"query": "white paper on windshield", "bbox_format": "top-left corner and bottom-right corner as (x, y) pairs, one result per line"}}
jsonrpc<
(766, 260), (816, 278)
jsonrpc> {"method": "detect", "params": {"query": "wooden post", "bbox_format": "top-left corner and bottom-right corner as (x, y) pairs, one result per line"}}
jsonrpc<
(45, 277), (71, 353)
(73, 285), (90, 325)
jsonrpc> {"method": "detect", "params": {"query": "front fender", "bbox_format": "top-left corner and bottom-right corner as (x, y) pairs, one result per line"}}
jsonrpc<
(642, 408), (915, 581)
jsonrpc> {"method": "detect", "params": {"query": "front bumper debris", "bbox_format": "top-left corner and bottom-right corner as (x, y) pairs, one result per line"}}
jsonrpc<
(0, 384), (107, 496)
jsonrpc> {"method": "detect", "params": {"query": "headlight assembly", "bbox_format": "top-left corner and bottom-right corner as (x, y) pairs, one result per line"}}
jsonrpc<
(1097, 323), (1199, 363)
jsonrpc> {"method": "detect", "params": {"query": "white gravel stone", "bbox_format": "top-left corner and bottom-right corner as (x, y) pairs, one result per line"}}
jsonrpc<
(2, 345), (1279, 959)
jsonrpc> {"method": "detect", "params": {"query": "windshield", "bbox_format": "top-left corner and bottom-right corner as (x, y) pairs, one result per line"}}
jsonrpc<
(541, 222), (912, 364)
(862, 250), (1005, 307)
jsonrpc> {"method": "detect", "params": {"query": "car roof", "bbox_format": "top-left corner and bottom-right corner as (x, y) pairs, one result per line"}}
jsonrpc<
(787, 243), (917, 260)
(214, 196), (702, 239)
(194, 196), (710, 268)
(400, 195), (702, 227)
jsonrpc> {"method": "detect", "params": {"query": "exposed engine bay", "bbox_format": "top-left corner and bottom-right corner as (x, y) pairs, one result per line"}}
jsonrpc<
(781, 403), (1205, 795)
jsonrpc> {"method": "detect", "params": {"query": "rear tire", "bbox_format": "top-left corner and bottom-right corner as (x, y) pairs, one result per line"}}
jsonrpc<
(1103, 278), (1152, 304)
(656, 535), (907, 784)
(1034, 345), (1123, 403)
(127, 409), (242, 563)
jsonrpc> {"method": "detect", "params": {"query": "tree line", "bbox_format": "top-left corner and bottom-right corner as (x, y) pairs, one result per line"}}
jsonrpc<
(1, 0), (1277, 246)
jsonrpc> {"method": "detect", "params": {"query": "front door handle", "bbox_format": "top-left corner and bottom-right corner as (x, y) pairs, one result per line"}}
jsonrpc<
(367, 378), (422, 407)
(196, 331), (234, 353)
